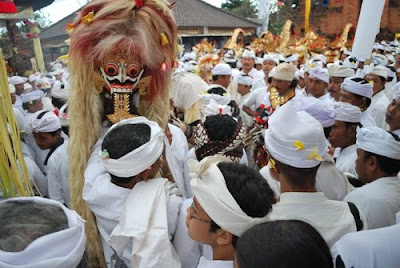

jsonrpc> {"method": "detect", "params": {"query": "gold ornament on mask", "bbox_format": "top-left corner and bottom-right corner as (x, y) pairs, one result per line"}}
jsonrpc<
(269, 87), (295, 110)
(107, 93), (135, 123)
(137, 75), (152, 96)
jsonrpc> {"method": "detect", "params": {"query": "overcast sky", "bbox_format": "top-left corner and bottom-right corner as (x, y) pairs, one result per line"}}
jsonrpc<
(41, 0), (225, 24)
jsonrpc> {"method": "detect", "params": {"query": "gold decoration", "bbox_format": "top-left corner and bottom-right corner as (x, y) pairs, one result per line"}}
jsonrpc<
(137, 75), (152, 96)
(107, 93), (135, 123)
(267, 159), (276, 169)
(269, 87), (295, 110)
(81, 11), (95, 25)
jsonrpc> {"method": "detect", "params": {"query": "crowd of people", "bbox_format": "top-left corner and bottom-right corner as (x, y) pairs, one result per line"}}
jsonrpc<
(1, 0), (400, 267)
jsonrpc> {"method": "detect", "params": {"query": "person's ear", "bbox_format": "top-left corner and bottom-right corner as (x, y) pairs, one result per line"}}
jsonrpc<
(368, 155), (379, 173)
(215, 229), (233, 246)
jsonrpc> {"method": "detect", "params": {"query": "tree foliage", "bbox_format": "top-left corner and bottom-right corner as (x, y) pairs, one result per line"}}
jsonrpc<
(221, 0), (258, 19)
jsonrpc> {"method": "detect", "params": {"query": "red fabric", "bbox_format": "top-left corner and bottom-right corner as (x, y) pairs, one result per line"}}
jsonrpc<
(0, 0), (17, 13)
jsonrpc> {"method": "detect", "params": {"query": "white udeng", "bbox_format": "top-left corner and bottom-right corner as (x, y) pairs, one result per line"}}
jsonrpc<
(109, 178), (181, 268)
(190, 156), (270, 237)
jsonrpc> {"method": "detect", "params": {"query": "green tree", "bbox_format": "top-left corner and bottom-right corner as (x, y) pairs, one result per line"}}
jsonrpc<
(221, 0), (258, 19)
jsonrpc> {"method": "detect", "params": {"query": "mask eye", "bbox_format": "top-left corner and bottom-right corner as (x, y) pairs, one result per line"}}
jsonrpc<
(126, 65), (139, 78)
(104, 63), (119, 76)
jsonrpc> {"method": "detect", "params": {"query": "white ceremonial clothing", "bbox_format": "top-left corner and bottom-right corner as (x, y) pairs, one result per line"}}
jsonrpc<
(243, 87), (271, 111)
(252, 77), (267, 91)
(331, 223), (400, 268)
(335, 144), (358, 178)
(237, 93), (253, 128)
(83, 140), (185, 267)
(20, 142), (47, 196)
(197, 257), (233, 268)
(184, 148), (248, 197)
(360, 110), (377, 128)
(166, 123), (189, 198)
(13, 96), (24, 114)
(260, 154), (352, 201)
(368, 90), (390, 129)
(42, 96), (55, 111)
(318, 92), (334, 104)
(343, 176), (400, 229)
(268, 192), (365, 247)
(46, 140), (70, 206)
(243, 68), (264, 80)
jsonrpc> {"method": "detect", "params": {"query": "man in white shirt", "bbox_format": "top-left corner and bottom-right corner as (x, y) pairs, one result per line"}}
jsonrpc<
(237, 75), (254, 128)
(252, 54), (278, 90)
(329, 102), (362, 178)
(238, 50), (264, 80)
(308, 66), (333, 103)
(9, 76), (27, 113)
(327, 64), (355, 101)
(264, 103), (365, 247)
(385, 91), (400, 136)
(339, 76), (376, 128)
(365, 65), (390, 129)
(343, 127), (400, 229)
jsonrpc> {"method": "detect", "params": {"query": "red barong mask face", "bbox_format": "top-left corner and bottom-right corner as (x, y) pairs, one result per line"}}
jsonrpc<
(100, 57), (145, 94)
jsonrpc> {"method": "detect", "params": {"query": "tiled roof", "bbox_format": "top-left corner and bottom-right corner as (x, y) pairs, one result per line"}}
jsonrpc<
(173, 0), (260, 28)
(40, 0), (260, 41)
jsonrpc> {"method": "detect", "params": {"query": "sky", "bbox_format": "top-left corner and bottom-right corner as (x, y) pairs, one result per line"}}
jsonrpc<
(41, 0), (225, 25)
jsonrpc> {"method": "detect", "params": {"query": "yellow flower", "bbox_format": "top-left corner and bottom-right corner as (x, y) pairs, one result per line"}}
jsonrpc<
(268, 159), (276, 169)
(293, 140), (305, 151)
(160, 32), (169, 46)
(81, 11), (95, 25)
(307, 148), (323, 161)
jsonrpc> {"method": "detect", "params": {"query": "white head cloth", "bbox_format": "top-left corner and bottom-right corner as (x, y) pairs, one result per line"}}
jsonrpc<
(394, 91), (400, 101)
(365, 65), (388, 79)
(35, 78), (51, 90)
(264, 103), (328, 168)
(241, 50), (256, 59)
(8, 84), (15, 94)
(49, 69), (63, 76)
(211, 63), (232, 76)
(51, 63), (62, 71)
(328, 64), (355, 78)
(8, 76), (27, 85)
(293, 96), (335, 127)
(32, 110), (61, 133)
(334, 102), (361, 123)
(309, 66), (329, 83)
(21, 90), (44, 103)
(271, 63), (296, 81)
(189, 156), (269, 236)
(295, 69), (304, 79)
(343, 57), (359, 69)
(357, 127), (400, 160)
(171, 72), (208, 111)
(255, 57), (263, 65)
(0, 197), (86, 268)
(341, 76), (373, 99)
(237, 75), (253, 86)
(28, 73), (41, 83)
(285, 53), (299, 63)
(100, 117), (164, 178)
(200, 85), (231, 106)
(203, 99), (232, 117)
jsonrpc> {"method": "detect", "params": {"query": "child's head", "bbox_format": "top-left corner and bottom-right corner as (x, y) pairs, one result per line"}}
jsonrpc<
(100, 117), (164, 185)
(32, 110), (62, 150)
(194, 115), (246, 162)
(186, 157), (275, 250)
(235, 220), (333, 268)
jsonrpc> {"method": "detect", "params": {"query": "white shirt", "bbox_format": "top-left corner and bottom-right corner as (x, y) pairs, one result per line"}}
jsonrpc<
(335, 144), (358, 178)
(46, 140), (70, 206)
(238, 93), (253, 128)
(252, 77), (267, 91)
(331, 223), (400, 268)
(368, 90), (390, 129)
(268, 192), (365, 247)
(360, 110), (377, 128)
(197, 257), (233, 268)
(344, 176), (400, 229)
(318, 92), (334, 104)
(260, 155), (352, 201)
(83, 140), (184, 267)
(165, 124), (189, 198)
(243, 87), (271, 111)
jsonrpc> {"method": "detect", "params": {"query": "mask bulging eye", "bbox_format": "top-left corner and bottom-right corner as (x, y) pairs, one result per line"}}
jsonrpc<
(126, 65), (139, 78)
(105, 63), (119, 76)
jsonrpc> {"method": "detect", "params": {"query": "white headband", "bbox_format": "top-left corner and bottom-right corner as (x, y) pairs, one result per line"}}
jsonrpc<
(21, 90), (44, 104)
(334, 102), (361, 123)
(100, 117), (164, 178)
(190, 156), (269, 237)
(32, 110), (61, 133)
(203, 99), (232, 117)
(0, 197), (86, 268)
(356, 127), (400, 160)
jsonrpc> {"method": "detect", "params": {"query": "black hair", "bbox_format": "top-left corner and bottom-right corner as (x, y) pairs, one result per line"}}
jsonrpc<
(207, 86), (227, 96)
(212, 74), (219, 81)
(344, 122), (362, 129)
(204, 114), (237, 141)
(363, 132), (400, 175)
(275, 160), (320, 189)
(290, 78), (298, 89)
(323, 126), (332, 139)
(102, 124), (151, 181)
(228, 100), (240, 118)
(236, 220), (333, 268)
(209, 162), (276, 248)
